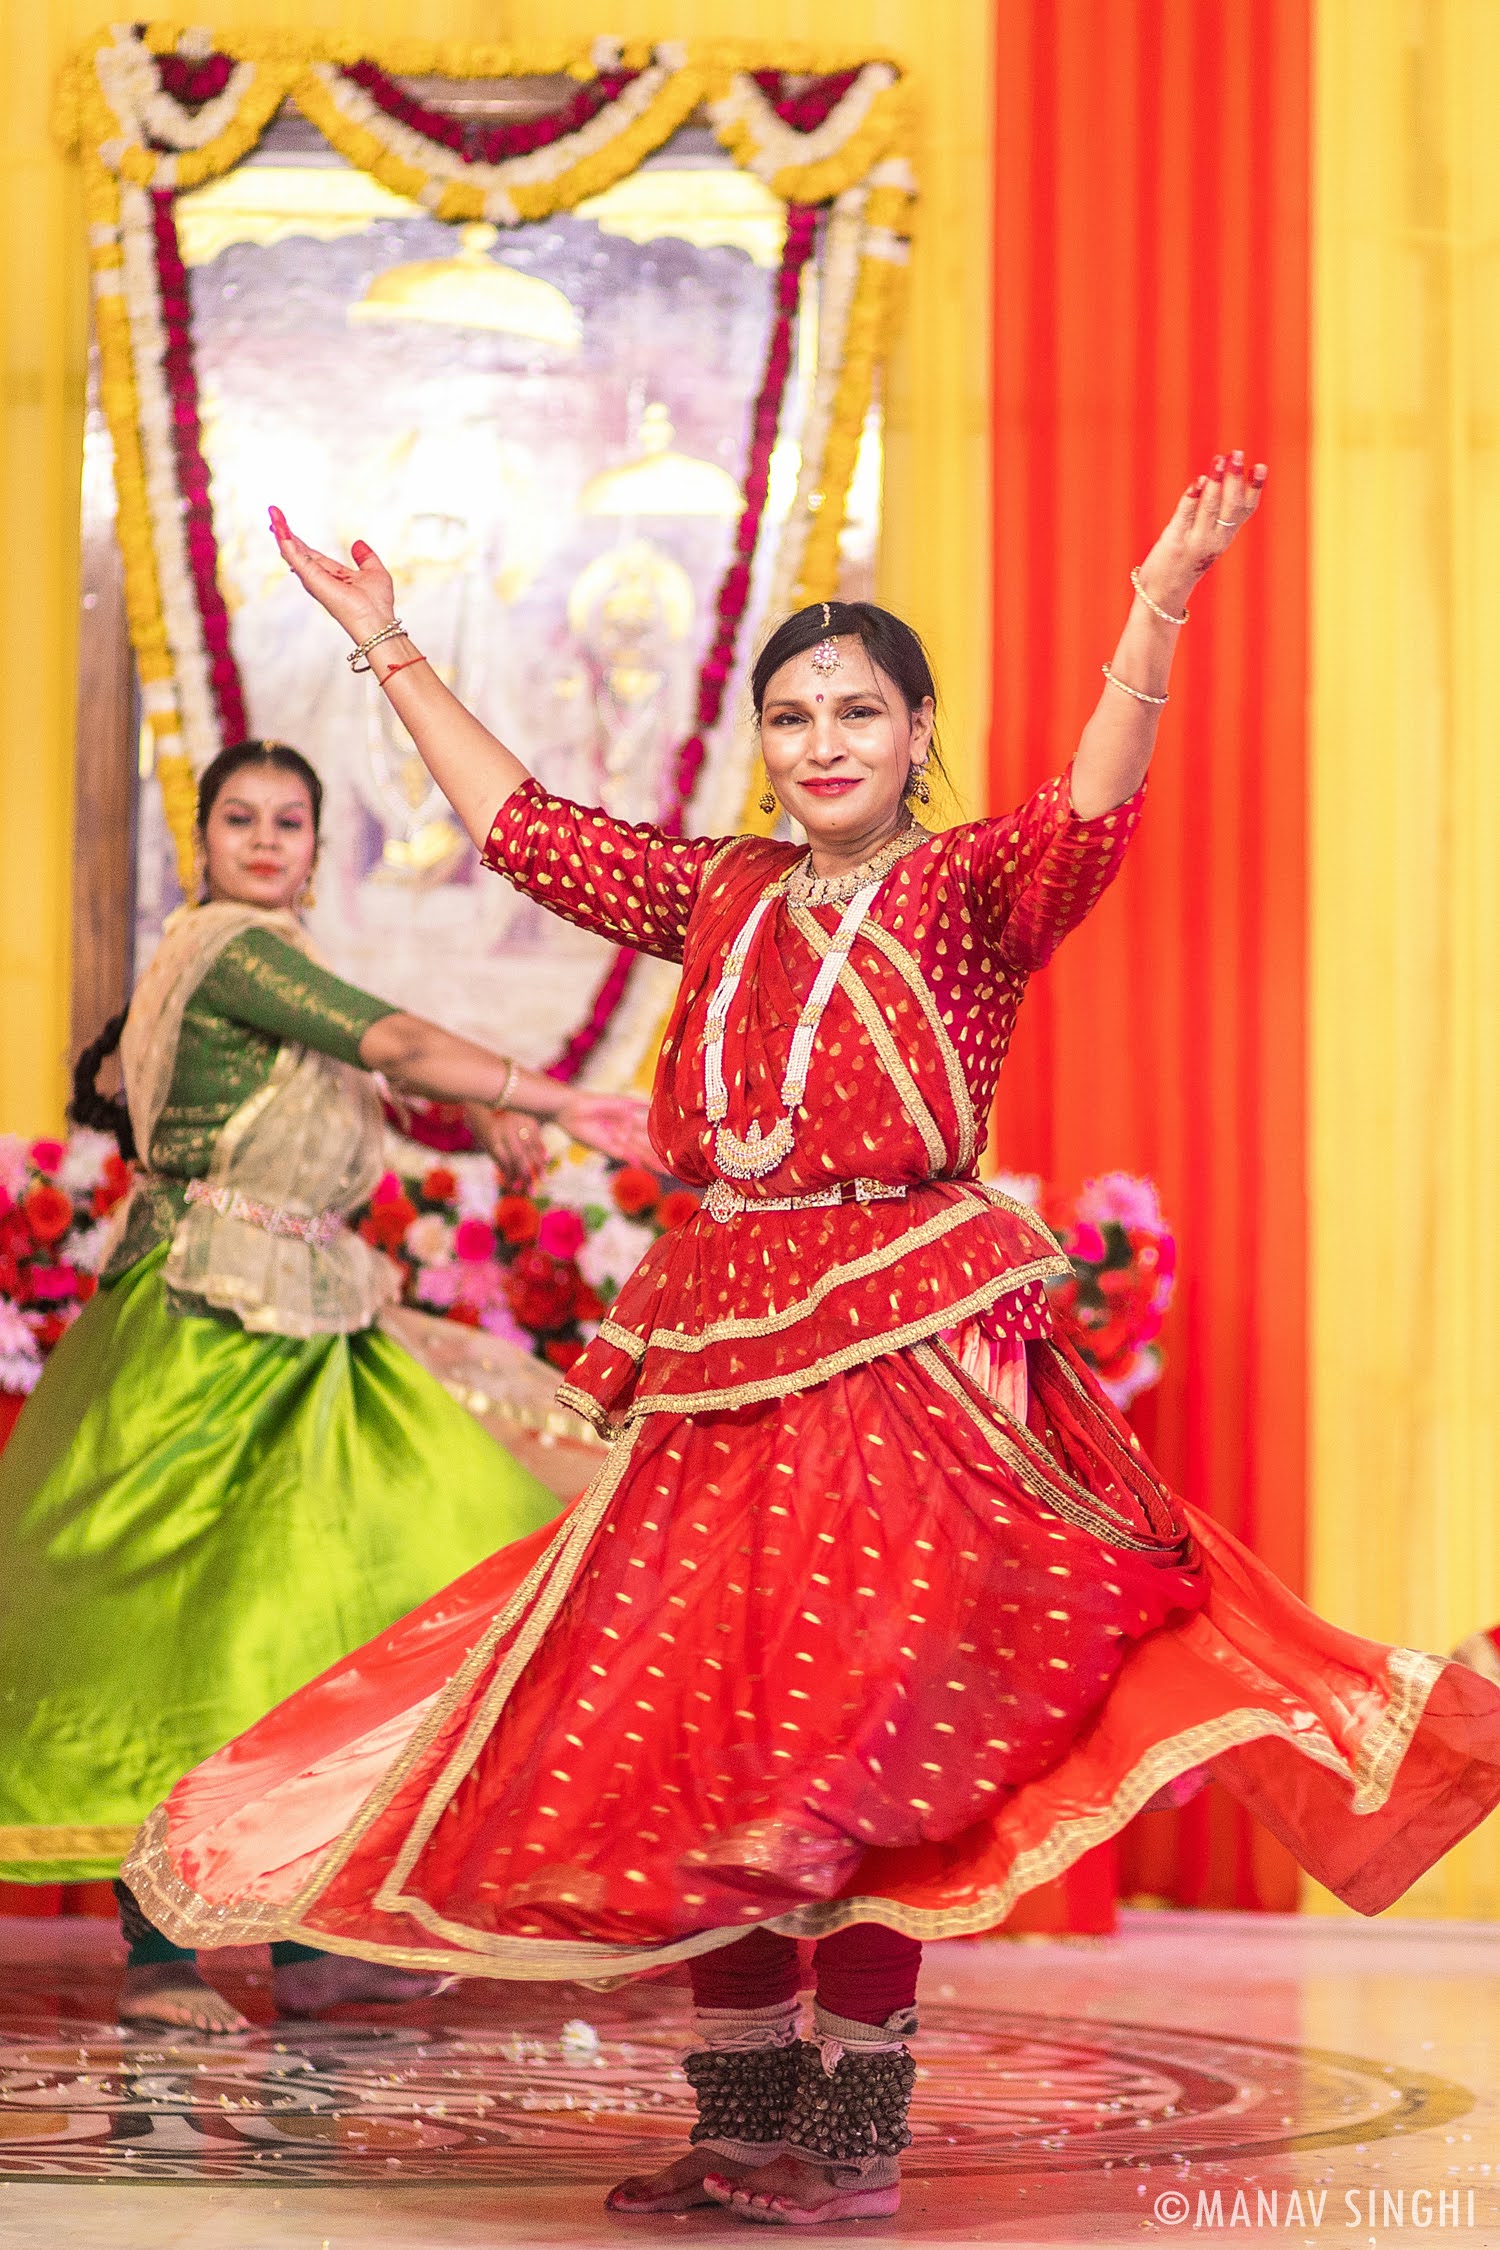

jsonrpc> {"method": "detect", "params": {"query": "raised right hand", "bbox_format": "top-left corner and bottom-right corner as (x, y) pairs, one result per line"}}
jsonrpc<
(269, 506), (396, 648)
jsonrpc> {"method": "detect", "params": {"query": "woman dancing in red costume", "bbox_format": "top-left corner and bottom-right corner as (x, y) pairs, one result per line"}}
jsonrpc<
(128, 456), (1500, 2227)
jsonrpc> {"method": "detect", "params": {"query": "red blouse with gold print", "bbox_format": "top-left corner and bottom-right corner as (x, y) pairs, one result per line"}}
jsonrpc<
(482, 770), (1143, 1432)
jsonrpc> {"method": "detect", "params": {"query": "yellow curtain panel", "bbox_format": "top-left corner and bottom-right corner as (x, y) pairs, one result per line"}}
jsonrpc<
(1310, 0), (1500, 1918)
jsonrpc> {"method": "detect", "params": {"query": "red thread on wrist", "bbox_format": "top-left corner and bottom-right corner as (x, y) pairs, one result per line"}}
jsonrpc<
(380, 654), (428, 685)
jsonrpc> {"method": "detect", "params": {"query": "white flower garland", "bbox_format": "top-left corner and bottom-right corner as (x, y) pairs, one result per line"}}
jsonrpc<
(96, 26), (260, 157)
(113, 184), (220, 770)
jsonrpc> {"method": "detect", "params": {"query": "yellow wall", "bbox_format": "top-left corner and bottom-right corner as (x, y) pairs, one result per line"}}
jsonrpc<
(1310, 0), (1500, 1916)
(0, 1), (994, 1130)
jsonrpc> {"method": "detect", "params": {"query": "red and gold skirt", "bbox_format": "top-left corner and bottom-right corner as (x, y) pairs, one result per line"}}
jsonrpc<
(125, 1333), (1500, 1977)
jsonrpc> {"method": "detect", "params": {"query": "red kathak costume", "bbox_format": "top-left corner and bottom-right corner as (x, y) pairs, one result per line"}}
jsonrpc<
(127, 774), (1500, 1974)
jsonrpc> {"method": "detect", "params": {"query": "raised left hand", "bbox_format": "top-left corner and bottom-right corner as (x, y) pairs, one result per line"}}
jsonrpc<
(1137, 449), (1268, 616)
(555, 1092), (657, 1169)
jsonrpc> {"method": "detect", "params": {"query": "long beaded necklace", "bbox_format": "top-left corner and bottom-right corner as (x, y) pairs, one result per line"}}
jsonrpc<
(703, 822), (924, 1181)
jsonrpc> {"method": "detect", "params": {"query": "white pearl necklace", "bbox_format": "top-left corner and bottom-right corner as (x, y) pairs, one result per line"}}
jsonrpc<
(703, 826), (922, 1181)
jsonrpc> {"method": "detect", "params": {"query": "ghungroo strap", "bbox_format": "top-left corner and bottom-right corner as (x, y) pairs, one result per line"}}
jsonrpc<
(112, 1879), (156, 1950)
(783, 2039), (916, 2164)
(683, 2042), (805, 2150)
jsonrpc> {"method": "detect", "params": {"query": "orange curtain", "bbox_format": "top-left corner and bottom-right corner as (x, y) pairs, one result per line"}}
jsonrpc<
(990, 0), (1311, 1909)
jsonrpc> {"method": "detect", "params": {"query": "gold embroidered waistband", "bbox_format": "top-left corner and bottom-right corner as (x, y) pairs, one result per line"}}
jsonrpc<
(184, 1177), (346, 1248)
(702, 1177), (910, 1225)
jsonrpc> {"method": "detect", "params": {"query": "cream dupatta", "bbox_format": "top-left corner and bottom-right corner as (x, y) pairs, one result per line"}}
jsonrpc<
(119, 903), (397, 1339)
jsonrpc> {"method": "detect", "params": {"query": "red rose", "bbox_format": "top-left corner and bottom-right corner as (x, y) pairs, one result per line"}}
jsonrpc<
(657, 1188), (701, 1231)
(544, 1337), (585, 1371)
(571, 1277), (605, 1323)
(504, 1249), (577, 1333)
(422, 1166), (458, 1204)
(23, 1184), (74, 1247)
(361, 1194), (416, 1251)
(447, 1303), (482, 1327)
(495, 1195), (541, 1247)
(92, 1152), (133, 1217)
(611, 1166), (660, 1218)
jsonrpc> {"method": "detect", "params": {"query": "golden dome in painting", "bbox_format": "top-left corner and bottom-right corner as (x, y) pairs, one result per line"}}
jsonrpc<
(580, 403), (742, 518)
(349, 224), (581, 350)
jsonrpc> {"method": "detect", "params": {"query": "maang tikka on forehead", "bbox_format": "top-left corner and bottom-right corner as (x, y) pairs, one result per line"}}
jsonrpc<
(810, 601), (843, 678)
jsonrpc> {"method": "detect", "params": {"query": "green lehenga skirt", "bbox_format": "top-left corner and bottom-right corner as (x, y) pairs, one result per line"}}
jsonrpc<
(0, 1244), (560, 1882)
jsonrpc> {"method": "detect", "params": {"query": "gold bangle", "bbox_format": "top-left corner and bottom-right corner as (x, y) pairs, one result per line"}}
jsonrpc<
(348, 618), (406, 674)
(1129, 567), (1189, 627)
(493, 1057), (518, 1110)
(1102, 661), (1169, 708)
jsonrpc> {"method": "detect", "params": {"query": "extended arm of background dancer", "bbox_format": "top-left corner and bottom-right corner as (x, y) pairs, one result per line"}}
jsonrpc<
(1070, 450), (1268, 818)
(358, 1013), (654, 1177)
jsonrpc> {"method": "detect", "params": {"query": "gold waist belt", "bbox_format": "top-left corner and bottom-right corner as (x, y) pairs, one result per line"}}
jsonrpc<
(702, 1177), (910, 1225)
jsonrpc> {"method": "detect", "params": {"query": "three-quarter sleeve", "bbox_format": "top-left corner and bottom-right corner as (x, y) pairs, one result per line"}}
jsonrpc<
(961, 766), (1145, 973)
(198, 930), (398, 1067)
(481, 779), (726, 964)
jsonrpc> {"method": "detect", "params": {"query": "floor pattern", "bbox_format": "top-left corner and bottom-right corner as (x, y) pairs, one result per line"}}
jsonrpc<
(0, 1910), (1494, 2245)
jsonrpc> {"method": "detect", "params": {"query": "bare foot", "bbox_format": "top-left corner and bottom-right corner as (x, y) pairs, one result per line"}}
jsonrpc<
(606, 2148), (762, 2215)
(705, 2151), (901, 2225)
(118, 1962), (250, 2036)
(272, 1953), (452, 2018)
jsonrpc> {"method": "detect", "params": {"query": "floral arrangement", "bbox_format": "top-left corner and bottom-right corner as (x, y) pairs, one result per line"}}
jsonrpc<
(357, 1147), (700, 1372)
(0, 1134), (133, 1396)
(0, 1127), (1174, 1414)
(996, 1170), (1177, 1410)
(59, 26), (916, 1083)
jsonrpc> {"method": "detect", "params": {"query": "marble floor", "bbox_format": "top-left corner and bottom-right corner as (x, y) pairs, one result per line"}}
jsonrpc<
(0, 1907), (1494, 2247)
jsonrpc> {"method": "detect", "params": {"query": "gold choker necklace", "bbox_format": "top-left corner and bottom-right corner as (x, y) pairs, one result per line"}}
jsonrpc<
(785, 821), (926, 909)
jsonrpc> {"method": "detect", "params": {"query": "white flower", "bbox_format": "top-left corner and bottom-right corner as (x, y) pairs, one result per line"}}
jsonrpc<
(449, 1155), (500, 1220)
(577, 1213), (656, 1294)
(990, 1171), (1043, 1210)
(57, 1128), (118, 1197)
(542, 1148), (615, 1215)
(0, 1137), (27, 1199)
(0, 1301), (38, 1354)
(405, 1213), (455, 1264)
(65, 1220), (116, 1276)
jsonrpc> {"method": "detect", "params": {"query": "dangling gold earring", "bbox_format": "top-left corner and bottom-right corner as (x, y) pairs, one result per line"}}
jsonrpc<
(191, 840), (208, 906)
(759, 784), (777, 816)
(906, 764), (931, 806)
(298, 870), (318, 911)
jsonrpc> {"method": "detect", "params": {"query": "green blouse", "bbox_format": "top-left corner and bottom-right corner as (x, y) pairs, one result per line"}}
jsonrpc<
(108, 929), (397, 1278)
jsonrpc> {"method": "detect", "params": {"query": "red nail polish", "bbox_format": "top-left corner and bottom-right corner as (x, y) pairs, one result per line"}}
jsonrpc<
(1252, 463), (1269, 484)
(1211, 455), (1225, 476)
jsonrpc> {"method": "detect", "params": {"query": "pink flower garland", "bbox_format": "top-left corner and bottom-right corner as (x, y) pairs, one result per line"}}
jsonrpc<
(150, 191), (249, 748)
(552, 200), (818, 1082)
(153, 53), (235, 116)
(751, 69), (865, 132)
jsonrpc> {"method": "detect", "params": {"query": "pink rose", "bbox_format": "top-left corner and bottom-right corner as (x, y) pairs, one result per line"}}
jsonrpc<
(28, 1139), (65, 1175)
(453, 1216), (497, 1263)
(537, 1207), (586, 1259)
